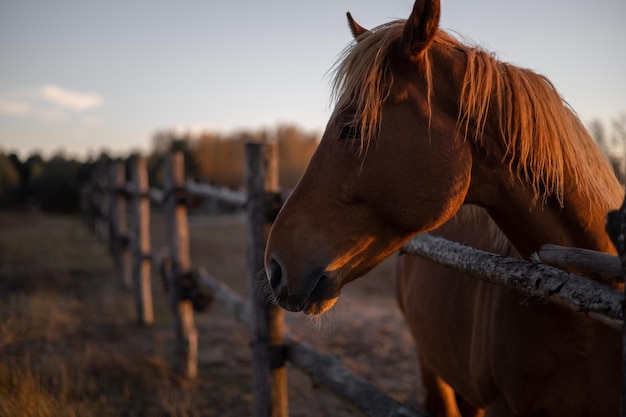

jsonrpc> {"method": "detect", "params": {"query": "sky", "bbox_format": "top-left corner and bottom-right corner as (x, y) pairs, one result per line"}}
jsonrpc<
(0, 0), (625, 159)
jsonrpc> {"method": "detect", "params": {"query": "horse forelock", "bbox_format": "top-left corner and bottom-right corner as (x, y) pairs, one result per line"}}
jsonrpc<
(330, 20), (622, 209)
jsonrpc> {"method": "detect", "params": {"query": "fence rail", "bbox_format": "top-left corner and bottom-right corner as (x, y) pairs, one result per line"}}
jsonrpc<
(538, 243), (622, 282)
(402, 234), (623, 329)
(186, 179), (247, 206)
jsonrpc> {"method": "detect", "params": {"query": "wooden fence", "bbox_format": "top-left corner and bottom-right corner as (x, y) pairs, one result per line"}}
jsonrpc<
(83, 143), (626, 417)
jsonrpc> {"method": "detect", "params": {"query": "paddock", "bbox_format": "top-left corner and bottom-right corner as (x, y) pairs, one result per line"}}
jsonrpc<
(82, 143), (626, 416)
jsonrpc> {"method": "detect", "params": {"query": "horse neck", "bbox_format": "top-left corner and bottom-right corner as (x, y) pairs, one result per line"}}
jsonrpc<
(434, 40), (626, 258)
(466, 133), (622, 259)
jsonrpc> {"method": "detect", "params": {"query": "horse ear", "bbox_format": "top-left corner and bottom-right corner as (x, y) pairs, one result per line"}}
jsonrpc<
(401, 0), (441, 60)
(347, 12), (369, 40)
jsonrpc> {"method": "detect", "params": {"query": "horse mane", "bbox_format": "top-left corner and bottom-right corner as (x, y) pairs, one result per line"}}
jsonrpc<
(331, 21), (622, 209)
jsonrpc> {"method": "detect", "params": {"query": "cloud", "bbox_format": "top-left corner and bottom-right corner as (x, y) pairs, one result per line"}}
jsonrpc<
(41, 85), (103, 112)
(0, 85), (103, 123)
(0, 100), (31, 116)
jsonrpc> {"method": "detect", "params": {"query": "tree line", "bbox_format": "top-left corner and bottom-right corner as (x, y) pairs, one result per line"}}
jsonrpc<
(148, 124), (319, 190)
(1, 116), (625, 215)
(587, 114), (626, 184)
(0, 124), (319, 213)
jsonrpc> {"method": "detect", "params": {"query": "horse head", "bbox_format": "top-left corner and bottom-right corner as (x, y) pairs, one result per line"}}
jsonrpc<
(264, 0), (473, 315)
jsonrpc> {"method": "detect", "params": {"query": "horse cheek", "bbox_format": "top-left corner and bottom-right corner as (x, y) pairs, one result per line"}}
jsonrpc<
(370, 137), (470, 234)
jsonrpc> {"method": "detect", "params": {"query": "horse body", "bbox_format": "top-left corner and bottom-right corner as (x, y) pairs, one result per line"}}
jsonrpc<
(265, 1), (624, 415)
(396, 206), (620, 416)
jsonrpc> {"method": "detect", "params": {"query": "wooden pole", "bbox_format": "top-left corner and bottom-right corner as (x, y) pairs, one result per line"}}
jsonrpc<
(109, 160), (132, 289)
(164, 152), (197, 378)
(107, 164), (116, 255)
(245, 142), (288, 417)
(91, 177), (101, 240)
(605, 197), (626, 416)
(130, 156), (154, 325)
(94, 174), (108, 244)
(79, 183), (92, 229)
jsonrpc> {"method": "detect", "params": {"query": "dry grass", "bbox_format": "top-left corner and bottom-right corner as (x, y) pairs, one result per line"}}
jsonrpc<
(0, 211), (420, 416)
(0, 212), (216, 417)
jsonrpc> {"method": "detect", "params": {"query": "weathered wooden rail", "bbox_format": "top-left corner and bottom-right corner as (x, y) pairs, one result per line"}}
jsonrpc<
(401, 235), (623, 329)
(605, 199), (626, 415)
(84, 143), (626, 417)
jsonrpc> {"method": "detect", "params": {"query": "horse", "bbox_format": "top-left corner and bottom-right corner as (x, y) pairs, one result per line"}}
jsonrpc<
(264, 1), (624, 415)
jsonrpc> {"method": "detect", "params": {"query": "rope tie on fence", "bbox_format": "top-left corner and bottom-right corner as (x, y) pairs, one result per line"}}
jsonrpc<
(118, 234), (130, 248)
(178, 270), (213, 312)
(247, 339), (287, 369)
(268, 344), (288, 369)
(133, 249), (152, 262)
(163, 185), (188, 206)
(111, 185), (130, 199)
(174, 186), (187, 206)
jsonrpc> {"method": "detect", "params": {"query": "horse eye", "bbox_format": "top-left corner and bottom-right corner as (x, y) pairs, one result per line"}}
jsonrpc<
(339, 123), (360, 140)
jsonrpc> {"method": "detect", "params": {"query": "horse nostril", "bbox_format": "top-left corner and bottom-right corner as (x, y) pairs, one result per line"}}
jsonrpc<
(269, 258), (285, 294)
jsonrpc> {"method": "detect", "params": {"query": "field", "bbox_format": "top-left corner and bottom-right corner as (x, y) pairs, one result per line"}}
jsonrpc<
(0, 211), (422, 416)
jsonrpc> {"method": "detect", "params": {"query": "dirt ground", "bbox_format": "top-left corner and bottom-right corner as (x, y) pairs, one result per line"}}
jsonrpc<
(0, 210), (423, 416)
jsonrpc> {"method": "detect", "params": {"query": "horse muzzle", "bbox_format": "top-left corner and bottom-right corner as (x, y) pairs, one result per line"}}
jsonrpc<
(266, 257), (339, 315)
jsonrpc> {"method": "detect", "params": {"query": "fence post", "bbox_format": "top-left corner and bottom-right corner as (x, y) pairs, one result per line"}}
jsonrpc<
(109, 160), (132, 289)
(94, 173), (108, 244)
(130, 156), (154, 325)
(245, 142), (288, 417)
(605, 197), (626, 416)
(79, 182), (93, 230)
(164, 152), (198, 378)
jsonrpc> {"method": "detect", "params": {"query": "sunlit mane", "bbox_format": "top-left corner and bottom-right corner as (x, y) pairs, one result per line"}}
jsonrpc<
(331, 20), (621, 208)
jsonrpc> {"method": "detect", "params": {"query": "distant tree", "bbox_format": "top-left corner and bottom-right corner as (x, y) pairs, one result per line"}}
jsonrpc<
(193, 131), (250, 188)
(588, 119), (607, 150)
(194, 131), (224, 184)
(25, 153), (45, 181)
(0, 152), (21, 209)
(7, 153), (27, 205)
(276, 124), (319, 188)
(8, 153), (26, 183)
(609, 113), (626, 183)
(611, 113), (626, 150)
(29, 154), (82, 213)
(148, 131), (178, 187)
(151, 131), (173, 155)
(147, 151), (164, 189)
(588, 116), (626, 185)
(149, 130), (199, 182)
(150, 125), (319, 191)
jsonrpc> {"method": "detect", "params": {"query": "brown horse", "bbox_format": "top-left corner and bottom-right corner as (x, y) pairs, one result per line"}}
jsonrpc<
(264, 1), (624, 415)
